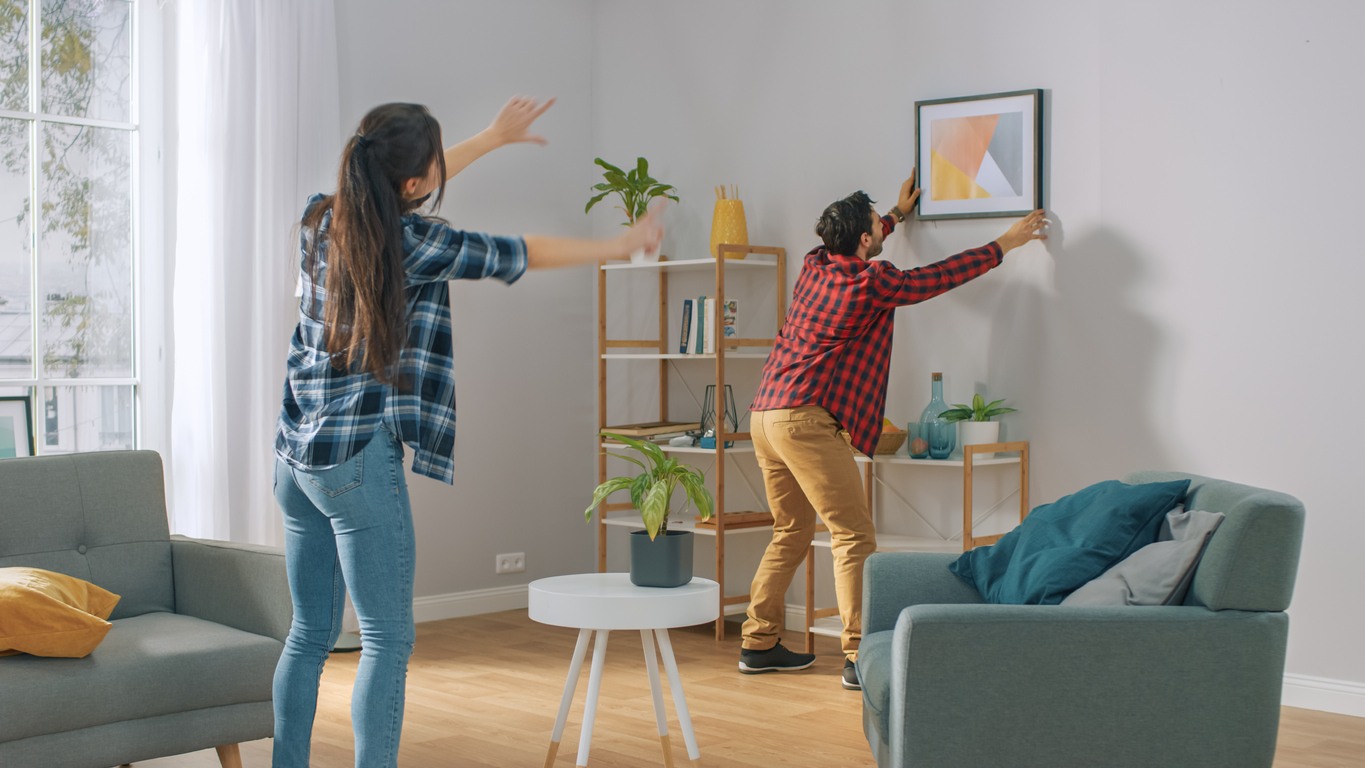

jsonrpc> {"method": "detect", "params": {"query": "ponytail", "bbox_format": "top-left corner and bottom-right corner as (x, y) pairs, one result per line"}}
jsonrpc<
(301, 104), (447, 384)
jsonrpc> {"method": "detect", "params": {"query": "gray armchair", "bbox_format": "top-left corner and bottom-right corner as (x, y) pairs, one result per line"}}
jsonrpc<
(856, 471), (1305, 768)
(0, 451), (292, 768)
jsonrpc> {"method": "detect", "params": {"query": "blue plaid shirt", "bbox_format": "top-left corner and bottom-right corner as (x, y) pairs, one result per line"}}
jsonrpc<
(275, 194), (527, 484)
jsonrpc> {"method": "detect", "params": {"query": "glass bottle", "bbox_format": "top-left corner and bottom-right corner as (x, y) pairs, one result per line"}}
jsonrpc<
(918, 372), (955, 460)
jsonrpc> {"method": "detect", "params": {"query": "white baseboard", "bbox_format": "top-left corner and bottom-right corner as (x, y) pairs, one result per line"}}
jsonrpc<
(1282, 673), (1365, 718)
(342, 584), (529, 632)
(413, 584), (530, 624)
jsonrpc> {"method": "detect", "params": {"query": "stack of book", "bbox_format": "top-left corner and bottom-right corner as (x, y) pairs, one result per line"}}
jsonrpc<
(677, 297), (737, 354)
(600, 421), (700, 441)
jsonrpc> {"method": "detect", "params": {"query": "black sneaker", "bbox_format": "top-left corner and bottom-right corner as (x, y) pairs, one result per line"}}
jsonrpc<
(842, 658), (861, 690)
(738, 640), (816, 674)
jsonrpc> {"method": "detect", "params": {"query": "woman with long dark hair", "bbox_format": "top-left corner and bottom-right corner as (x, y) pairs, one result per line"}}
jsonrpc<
(271, 97), (660, 767)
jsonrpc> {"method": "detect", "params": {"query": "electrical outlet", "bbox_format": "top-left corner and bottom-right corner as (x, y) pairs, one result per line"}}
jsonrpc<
(495, 552), (525, 574)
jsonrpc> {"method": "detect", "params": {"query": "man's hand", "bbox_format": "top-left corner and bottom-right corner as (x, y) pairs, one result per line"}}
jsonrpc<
(895, 169), (921, 219)
(995, 209), (1049, 253)
(486, 96), (556, 147)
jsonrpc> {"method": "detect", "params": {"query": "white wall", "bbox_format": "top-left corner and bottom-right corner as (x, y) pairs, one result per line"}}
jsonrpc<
(328, 0), (1365, 713)
(333, 0), (600, 605)
(588, 0), (1365, 713)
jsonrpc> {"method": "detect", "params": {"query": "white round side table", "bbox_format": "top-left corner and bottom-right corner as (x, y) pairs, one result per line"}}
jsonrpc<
(528, 573), (719, 768)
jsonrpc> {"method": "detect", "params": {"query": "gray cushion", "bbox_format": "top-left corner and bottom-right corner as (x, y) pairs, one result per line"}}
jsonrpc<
(0, 612), (283, 743)
(0, 452), (174, 619)
(1125, 471), (1304, 611)
(1061, 507), (1224, 607)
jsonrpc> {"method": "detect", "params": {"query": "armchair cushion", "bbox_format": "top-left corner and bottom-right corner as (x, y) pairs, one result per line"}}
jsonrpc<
(949, 478), (1190, 604)
(0, 567), (120, 658)
(0, 612), (282, 745)
(1062, 507), (1224, 606)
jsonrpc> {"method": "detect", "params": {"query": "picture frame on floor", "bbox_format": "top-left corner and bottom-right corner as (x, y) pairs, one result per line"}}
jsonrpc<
(0, 395), (35, 458)
(914, 88), (1044, 220)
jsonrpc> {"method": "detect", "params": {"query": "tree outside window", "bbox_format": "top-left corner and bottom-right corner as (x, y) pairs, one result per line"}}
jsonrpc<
(0, 0), (136, 453)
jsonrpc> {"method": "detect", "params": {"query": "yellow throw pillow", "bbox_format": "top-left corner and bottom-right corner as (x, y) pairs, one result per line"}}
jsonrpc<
(0, 567), (121, 658)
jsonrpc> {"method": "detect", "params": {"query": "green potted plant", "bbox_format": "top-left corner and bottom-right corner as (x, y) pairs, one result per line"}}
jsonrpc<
(585, 433), (714, 587)
(584, 156), (679, 263)
(938, 393), (1017, 459)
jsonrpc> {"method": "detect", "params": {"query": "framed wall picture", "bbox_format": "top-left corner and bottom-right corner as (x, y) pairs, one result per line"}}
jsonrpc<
(915, 89), (1043, 220)
(0, 395), (35, 458)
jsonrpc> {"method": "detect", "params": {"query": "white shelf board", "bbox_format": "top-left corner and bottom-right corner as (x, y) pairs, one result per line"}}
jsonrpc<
(601, 516), (773, 537)
(602, 352), (771, 360)
(871, 454), (1022, 467)
(600, 440), (756, 456)
(812, 531), (961, 554)
(809, 616), (842, 639)
(602, 255), (779, 271)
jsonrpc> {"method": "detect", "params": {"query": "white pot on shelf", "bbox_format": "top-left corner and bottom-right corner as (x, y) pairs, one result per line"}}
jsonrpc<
(629, 244), (662, 264)
(958, 421), (1001, 460)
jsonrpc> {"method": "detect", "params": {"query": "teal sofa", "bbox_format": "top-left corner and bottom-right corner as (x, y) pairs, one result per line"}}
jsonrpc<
(0, 451), (292, 768)
(856, 471), (1305, 768)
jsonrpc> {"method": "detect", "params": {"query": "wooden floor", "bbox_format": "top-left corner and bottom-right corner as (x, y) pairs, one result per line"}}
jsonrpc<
(135, 609), (1365, 768)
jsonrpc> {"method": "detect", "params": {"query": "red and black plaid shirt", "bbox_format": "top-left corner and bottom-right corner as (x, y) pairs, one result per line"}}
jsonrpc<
(750, 216), (1003, 457)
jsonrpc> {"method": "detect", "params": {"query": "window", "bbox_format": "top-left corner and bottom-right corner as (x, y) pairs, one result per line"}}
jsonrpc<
(0, 0), (137, 455)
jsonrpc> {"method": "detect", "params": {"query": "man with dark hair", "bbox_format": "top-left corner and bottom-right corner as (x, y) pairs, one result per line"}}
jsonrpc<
(738, 170), (1047, 689)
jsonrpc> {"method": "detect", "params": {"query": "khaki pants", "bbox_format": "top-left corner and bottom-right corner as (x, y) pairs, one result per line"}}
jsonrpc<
(742, 406), (875, 660)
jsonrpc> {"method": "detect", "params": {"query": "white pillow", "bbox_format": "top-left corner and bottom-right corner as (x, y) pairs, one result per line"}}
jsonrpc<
(1060, 506), (1225, 607)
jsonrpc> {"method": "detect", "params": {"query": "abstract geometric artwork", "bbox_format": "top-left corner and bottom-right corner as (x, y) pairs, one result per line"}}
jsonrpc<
(915, 90), (1043, 220)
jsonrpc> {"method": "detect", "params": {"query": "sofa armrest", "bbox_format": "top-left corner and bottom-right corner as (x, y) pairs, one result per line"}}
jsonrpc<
(885, 604), (1288, 768)
(863, 552), (982, 634)
(171, 535), (292, 642)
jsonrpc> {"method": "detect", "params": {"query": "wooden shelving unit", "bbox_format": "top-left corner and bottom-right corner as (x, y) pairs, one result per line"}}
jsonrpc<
(595, 244), (786, 639)
(802, 441), (1030, 652)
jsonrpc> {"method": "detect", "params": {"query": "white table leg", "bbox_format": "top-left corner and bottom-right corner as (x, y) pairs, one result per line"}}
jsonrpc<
(641, 630), (675, 768)
(655, 629), (701, 766)
(545, 628), (592, 768)
(576, 629), (610, 767)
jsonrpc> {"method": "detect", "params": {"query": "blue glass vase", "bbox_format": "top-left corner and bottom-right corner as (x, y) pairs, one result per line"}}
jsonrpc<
(918, 372), (955, 460)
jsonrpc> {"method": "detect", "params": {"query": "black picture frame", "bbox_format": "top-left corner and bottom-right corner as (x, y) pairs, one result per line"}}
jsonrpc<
(0, 395), (35, 458)
(914, 89), (1044, 220)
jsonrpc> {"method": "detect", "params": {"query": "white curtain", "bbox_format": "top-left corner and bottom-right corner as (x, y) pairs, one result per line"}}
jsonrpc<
(169, 0), (340, 544)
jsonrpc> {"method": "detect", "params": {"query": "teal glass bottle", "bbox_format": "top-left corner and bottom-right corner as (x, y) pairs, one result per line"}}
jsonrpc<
(918, 372), (955, 460)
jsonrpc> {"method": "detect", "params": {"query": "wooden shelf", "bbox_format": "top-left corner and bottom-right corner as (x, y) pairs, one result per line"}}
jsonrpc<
(601, 516), (774, 537)
(802, 440), (1030, 653)
(596, 243), (788, 642)
(696, 510), (774, 529)
(601, 352), (772, 360)
(601, 254), (780, 272)
(811, 531), (962, 554)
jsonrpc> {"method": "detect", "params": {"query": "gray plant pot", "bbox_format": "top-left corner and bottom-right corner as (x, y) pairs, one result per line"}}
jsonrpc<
(629, 529), (694, 588)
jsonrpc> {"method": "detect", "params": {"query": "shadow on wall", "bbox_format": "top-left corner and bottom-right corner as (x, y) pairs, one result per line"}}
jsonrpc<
(985, 221), (1173, 495)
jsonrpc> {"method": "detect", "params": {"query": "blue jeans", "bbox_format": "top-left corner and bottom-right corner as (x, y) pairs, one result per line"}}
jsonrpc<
(272, 427), (415, 768)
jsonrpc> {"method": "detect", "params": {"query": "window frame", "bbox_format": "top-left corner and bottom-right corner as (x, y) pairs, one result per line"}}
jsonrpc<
(0, 0), (162, 455)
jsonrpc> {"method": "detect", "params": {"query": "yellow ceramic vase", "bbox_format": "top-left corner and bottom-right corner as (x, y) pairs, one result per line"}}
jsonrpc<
(710, 199), (749, 260)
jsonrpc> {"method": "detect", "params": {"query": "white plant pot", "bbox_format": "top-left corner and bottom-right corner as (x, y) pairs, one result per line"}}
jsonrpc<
(630, 244), (662, 264)
(958, 421), (1001, 460)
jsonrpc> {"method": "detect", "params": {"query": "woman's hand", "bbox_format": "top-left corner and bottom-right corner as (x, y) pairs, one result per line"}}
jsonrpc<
(523, 201), (666, 270)
(486, 96), (556, 147)
(996, 209), (1049, 253)
(617, 201), (666, 260)
(445, 97), (556, 181)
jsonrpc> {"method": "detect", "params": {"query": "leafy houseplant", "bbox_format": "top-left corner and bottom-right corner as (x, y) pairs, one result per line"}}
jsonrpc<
(937, 394), (1016, 460)
(938, 394), (1017, 423)
(585, 433), (714, 540)
(584, 157), (680, 226)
